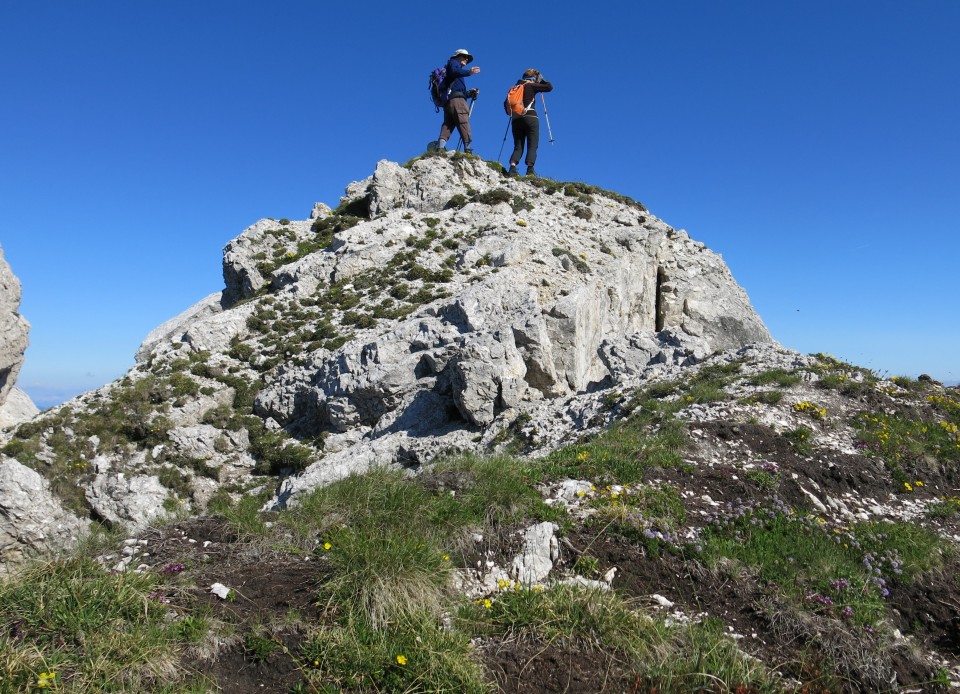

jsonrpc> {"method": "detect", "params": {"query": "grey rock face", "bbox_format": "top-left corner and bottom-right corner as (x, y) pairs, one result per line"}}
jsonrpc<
(136, 292), (225, 362)
(0, 244), (31, 414)
(257, 156), (769, 461)
(0, 457), (86, 574)
(222, 215), (328, 306)
(0, 387), (40, 429)
(85, 461), (170, 533)
(248, 158), (773, 505)
(9, 155), (777, 554)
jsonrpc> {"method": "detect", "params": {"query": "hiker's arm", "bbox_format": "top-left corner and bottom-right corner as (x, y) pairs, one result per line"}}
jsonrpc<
(447, 63), (475, 78)
(532, 79), (553, 93)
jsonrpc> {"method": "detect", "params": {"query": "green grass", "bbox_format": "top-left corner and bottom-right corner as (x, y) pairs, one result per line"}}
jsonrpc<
(810, 353), (878, 395)
(423, 454), (558, 530)
(272, 457), (562, 629)
(0, 556), (207, 692)
(299, 613), (489, 693)
(854, 405), (960, 484)
(749, 368), (802, 388)
(926, 496), (960, 520)
(544, 382), (693, 483)
(279, 456), (557, 553)
(526, 177), (648, 211)
(742, 390), (785, 405)
(459, 585), (782, 692)
(206, 486), (272, 539)
(783, 425), (814, 456)
(700, 505), (947, 629)
(318, 529), (451, 629)
(585, 483), (688, 555)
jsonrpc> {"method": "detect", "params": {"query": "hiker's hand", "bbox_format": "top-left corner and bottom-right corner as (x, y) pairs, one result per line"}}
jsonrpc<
(470, 66), (480, 74)
(468, 89), (479, 99)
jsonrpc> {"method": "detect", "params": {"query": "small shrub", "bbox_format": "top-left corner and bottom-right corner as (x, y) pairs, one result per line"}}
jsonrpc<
(445, 193), (468, 210)
(510, 195), (534, 213)
(246, 417), (314, 475)
(750, 368), (802, 388)
(245, 632), (279, 661)
(743, 390), (784, 405)
(168, 372), (199, 398)
(784, 426), (814, 456)
(474, 188), (511, 206)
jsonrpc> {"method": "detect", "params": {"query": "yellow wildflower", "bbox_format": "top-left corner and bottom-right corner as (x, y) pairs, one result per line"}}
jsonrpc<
(396, 654), (408, 666)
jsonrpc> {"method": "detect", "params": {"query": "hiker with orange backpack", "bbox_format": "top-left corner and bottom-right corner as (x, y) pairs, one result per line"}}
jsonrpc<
(435, 49), (481, 154)
(504, 69), (553, 176)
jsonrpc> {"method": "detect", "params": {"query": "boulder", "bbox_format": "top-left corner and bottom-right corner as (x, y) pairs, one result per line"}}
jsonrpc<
(0, 244), (30, 411)
(0, 457), (87, 575)
(0, 386), (40, 429)
(85, 461), (170, 533)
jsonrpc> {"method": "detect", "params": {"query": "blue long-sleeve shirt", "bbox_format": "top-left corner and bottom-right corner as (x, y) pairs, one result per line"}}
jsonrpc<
(444, 59), (474, 97)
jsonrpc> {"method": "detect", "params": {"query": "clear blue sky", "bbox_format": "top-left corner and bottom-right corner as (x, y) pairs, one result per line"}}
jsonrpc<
(2, 1), (958, 409)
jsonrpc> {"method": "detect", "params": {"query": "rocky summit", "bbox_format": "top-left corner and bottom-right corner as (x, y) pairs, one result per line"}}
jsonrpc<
(2, 155), (960, 692)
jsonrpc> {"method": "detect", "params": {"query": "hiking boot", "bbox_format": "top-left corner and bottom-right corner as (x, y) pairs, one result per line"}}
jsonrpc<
(507, 164), (518, 177)
(464, 148), (473, 155)
(525, 166), (537, 177)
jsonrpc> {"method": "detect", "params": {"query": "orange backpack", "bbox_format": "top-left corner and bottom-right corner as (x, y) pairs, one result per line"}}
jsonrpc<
(503, 83), (530, 116)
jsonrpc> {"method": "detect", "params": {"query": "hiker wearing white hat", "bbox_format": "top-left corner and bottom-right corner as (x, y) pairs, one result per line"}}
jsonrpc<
(435, 49), (481, 154)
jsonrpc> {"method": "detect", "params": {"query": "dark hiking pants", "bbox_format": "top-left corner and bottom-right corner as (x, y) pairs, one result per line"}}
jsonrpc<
(510, 114), (540, 166)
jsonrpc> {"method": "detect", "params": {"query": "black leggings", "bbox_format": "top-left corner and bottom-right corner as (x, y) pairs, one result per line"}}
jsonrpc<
(510, 114), (540, 166)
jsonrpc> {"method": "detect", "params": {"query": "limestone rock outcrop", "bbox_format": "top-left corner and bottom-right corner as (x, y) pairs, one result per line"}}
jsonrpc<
(0, 244), (36, 428)
(0, 387), (39, 429)
(0, 457), (86, 574)
(3, 155), (776, 570)
(0, 246), (31, 407)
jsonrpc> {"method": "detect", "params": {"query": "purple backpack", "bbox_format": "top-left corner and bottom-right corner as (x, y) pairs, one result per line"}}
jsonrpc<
(428, 66), (448, 111)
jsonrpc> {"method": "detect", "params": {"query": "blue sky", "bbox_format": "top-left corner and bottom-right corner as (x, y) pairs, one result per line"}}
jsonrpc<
(2, 1), (958, 409)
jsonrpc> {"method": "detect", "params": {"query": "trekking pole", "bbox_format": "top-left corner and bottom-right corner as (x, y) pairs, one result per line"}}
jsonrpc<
(497, 116), (511, 163)
(540, 94), (555, 144)
(455, 96), (477, 152)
